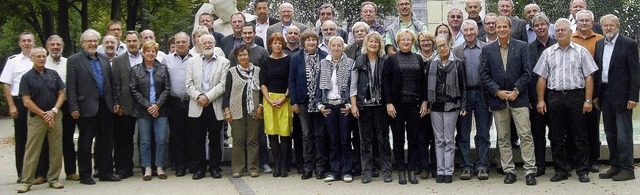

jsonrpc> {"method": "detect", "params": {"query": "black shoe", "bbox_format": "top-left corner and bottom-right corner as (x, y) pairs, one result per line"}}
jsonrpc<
(301, 171), (313, 180)
(612, 171), (635, 181)
(192, 171), (205, 180)
(281, 171), (289, 177)
(361, 173), (372, 184)
(408, 171), (418, 184)
(436, 175), (444, 183)
(176, 169), (186, 177)
(550, 172), (569, 182)
(372, 169), (380, 177)
(511, 141), (520, 148)
(504, 173), (517, 184)
(589, 165), (600, 173)
(117, 170), (133, 179)
(578, 173), (590, 183)
(525, 173), (537, 186)
(535, 169), (546, 177)
(315, 171), (326, 180)
(444, 175), (453, 183)
(296, 167), (304, 174)
(352, 168), (362, 176)
(398, 171), (407, 185)
(383, 172), (393, 183)
(92, 170), (100, 178)
(80, 178), (96, 185)
(98, 174), (121, 182)
(599, 168), (620, 179)
(211, 169), (223, 179)
(273, 172), (281, 177)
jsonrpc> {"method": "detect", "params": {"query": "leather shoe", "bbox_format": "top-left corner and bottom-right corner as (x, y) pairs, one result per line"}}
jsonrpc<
(80, 178), (96, 185)
(590, 165), (600, 173)
(301, 171), (313, 180)
(534, 169), (546, 177)
(599, 168), (620, 179)
(118, 170), (133, 179)
(361, 173), (372, 184)
(372, 169), (380, 178)
(436, 175), (444, 183)
(192, 171), (205, 180)
(550, 172), (569, 182)
(176, 169), (186, 177)
(578, 173), (590, 183)
(444, 175), (453, 183)
(383, 172), (393, 183)
(99, 174), (121, 182)
(612, 171), (636, 181)
(525, 173), (537, 186)
(315, 171), (326, 180)
(211, 170), (223, 179)
(92, 170), (100, 178)
(503, 173), (517, 184)
(398, 171), (407, 185)
(408, 171), (418, 184)
(143, 175), (152, 181)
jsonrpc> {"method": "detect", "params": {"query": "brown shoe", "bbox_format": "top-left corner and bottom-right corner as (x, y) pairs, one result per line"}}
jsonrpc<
(143, 175), (152, 181)
(158, 174), (168, 180)
(66, 174), (80, 181)
(33, 177), (47, 185)
(250, 172), (260, 178)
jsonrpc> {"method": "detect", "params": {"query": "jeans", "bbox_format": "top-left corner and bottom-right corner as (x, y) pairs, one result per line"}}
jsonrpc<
(548, 90), (589, 174)
(457, 89), (492, 171)
(297, 103), (328, 173)
(601, 86), (635, 173)
(138, 116), (168, 168)
(324, 104), (352, 177)
(390, 102), (421, 171)
(358, 105), (392, 175)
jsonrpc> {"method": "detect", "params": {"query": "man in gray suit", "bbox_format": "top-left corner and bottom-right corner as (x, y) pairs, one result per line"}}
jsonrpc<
(266, 2), (309, 49)
(497, 0), (527, 42)
(67, 29), (121, 185)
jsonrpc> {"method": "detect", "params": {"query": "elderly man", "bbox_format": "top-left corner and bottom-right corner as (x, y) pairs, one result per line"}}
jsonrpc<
(479, 13), (499, 43)
(267, 3), (309, 45)
(186, 34), (230, 180)
(284, 26), (302, 55)
(360, 2), (386, 35)
(102, 35), (119, 64)
(67, 29), (121, 184)
(497, 0), (527, 42)
(448, 8), (465, 47)
(220, 12), (265, 57)
(527, 12), (557, 177)
(253, 0), (279, 47)
(15, 47), (66, 193)
(313, 3), (348, 43)
(162, 32), (195, 177)
(318, 20), (341, 54)
(1, 32), (38, 183)
(480, 16), (536, 186)
(465, 0), (485, 38)
(384, 0), (428, 55)
(595, 14), (639, 181)
(97, 20), (126, 56)
(141, 29), (167, 61)
(569, 0), (603, 34)
(199, 13), (225, 44)
(453, 20), (490, 181)
(524, 4), (556, 43)
(345, 22), (369, 60)
(534, 18), (598, 183)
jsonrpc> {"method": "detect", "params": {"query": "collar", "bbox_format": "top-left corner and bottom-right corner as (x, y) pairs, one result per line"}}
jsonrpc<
(464, 40), (482, 49)
(572, 30), (597, 39)
(46, 56), (62, 64)
(552, 41), (578, 51)
(325, 53), (345, 62)
(84, 51), (99, 60)
(434, 51), (455, 62)
(128, 50), (141, 58)
(202, 54), (218, 62)
(605, 33), (619, 44)
(535, 36), (553, 46)
(498, 39), (510, 48)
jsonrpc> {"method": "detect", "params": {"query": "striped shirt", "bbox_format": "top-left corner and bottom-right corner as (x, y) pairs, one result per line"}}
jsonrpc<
(533, 42), (598, 90)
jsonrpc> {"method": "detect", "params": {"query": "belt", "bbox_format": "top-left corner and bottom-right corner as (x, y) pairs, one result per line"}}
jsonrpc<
(467, 86), (481, 90)
(327, 99), (343, 105)
(549, 88), (583, 95)
(171, 96), (189, 103)
(12, 96), (21, 99)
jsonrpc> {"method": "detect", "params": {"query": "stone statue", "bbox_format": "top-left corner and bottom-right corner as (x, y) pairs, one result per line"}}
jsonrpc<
(193, 0), (257, 36)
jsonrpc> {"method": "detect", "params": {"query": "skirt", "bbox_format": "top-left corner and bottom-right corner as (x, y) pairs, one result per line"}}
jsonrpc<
(263, 93), (293, 136)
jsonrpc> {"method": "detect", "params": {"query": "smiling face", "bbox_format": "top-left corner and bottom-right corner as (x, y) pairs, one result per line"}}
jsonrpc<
(418, 35), (433, 52)
(82, 33), (99, 54)
(143, 46), (157, 63)
(47, 38), (63, 58)
(279, 3), (293, 24)
(532, 19), (549, 38)
(435, 37), (450, 59)
(465, 0), (482, 19)
(19, 34), (35, 54)
(576, 12), (593, 33)
(397, 32), (414, 52)
(462, 24), (478, 43)
(329, 38), (344, 57)
(496, 18), (512, 40)
(570, 0), (586, 18)
(524, 5), (540, 21)
(125, 33), (140, 54)
(447, 10), (463, 30)
(397, 0), (412, 17)
(286, 26), (300, 45)
(174, 33), (190, 55)
(360, 3), (376, 23)
(366, 35), (381, 54)
(498, 0), (513, 16)
(102, 36), (117, 56)
(271, 39), (283, 54)
(304, 37), (318, 52)
(241, 26), (255, 45)
(237, 49), (250, 66)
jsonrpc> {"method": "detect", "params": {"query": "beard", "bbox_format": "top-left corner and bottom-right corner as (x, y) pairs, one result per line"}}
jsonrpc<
(203, 48), (214, 56)
(50, 51), (62, 58)
(605, 31), (617, 41)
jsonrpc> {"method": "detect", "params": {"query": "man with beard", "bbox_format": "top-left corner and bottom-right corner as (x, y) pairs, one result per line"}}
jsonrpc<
(313, 3), (348, 45)
(102, 35), (118, 64)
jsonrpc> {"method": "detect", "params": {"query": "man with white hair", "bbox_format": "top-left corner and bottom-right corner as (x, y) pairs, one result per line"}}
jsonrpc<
(524, 4), (556, 43)
(318, 20), (341, 54)
(497, 0), (527, 42)
(465, 0), (485, 38)
(568, 0), (603, 34)
(345, 22), (369, 60)
(266, 3), (309, 47)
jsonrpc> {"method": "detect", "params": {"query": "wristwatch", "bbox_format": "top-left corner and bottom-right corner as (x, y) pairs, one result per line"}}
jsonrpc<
(585, 99), (593, 104)
(51, 107), (59, 114)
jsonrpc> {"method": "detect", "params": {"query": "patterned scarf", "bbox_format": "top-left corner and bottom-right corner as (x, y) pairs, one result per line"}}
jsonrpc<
(427, 52), (461, 110)
(304, 50), (320, 112)
(367, 57), (383, 105)
(319, 54), (350, 92)
(237, 63), (260, 115)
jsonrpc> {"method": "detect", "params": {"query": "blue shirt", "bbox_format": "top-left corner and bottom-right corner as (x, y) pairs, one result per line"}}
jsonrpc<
(148, 67), (156, 104)
(87, 54), (104, 97)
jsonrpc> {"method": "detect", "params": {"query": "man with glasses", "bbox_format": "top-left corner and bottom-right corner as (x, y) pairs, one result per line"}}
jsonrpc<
(448, 8), (465, 47)
(97, 20), (126, 56)
(318, 20), (341, 54)
(479, 13), (499, 43)
(266, 3), (309, 49)
(313, 3), (348, 44)
(384, 0), (428, 55)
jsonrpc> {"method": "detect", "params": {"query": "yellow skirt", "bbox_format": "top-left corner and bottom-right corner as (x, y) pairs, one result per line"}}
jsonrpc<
(263, 93), (293, 136)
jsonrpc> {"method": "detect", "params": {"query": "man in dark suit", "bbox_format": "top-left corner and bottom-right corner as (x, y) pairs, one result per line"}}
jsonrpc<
(266, 2), (309, 50)
(198, 13), (224, 44)
(67, 29), (121, 185)
(594, 14), (639, 181)
(480, 16), (536, 186)
(253, 0), (279, 47)
(497, 0), (527, 42)
(219, 12), (264, 57)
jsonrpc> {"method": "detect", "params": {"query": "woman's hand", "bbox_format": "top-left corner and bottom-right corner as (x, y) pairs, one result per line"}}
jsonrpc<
(224, 108), (232, 122)
(319, 105), (331, 117)
(255, 105), (263, 119)
(340, 105), (351, 116)
(386, 103), (396, 118)
(292, 104), (299, 113)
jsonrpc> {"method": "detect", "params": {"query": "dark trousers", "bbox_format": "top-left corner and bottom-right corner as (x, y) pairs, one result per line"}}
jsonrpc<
(268, 135), (291, 174)
(457, 89), (492, 171)
(566, 110), (601, 166)
(530, 106), (549, 171)
(77, 99), (115, 179)
(298, 103), (328, 173)
(324, 104), (352, 177)
(358, 105), (392, 175)
(600, 85), (635, 173)
(188, 105), (223, 172)
(418, 115), (436, 173)
(291, 113), (304, 170)
(113, 114), (136, 173)
(349, 115), (361, 173)
(13, 96), (28, 178)
(390, 102), (421, 171)
(259, 123), (269, 167)
(168, 97), (190, 170)
(548, 90), (590, 174)
(61, 102), (78, 175)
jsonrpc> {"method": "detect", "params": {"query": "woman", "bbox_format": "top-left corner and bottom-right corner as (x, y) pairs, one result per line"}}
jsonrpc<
(288, 29), (329, 180)
(315, 36), (354, 183)
(349, 31), (392, 183)
(416, 31), (438, 179)
(260, 33), (293, 177)
(427, 35), (466, 184)
(382, 29), (428, 185)
(129, 41), (171, 181)
(223, 45), (262, 178)
(434, 24), (454, 46)
(417, 32), (436, 62)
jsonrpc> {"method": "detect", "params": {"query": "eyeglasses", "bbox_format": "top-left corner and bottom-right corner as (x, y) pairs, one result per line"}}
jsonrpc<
(83, 40), (98, 43)
(322, 28), (336, 31)
(437, 44), (448, 49)
(485, 22), (496, 26)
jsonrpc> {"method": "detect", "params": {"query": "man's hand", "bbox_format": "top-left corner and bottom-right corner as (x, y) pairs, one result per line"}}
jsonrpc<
(506, 90), (519, 101)
(197, 95), (209, 107)
(9, 105), (18, 119)
(71, 111), (80, 119)
(496, 90), (510, 100)
(43, 110), (55, 122)
(386, 103), (396, 118)
(536, 101), (547, 114)
(113, 105), (121, 114)
(351, 107), (360, 119)
(148, 104), (160, 117)
(255, 106), (263, 119)
(627, 100), (637, 110)
(583, 102), (593, 113)
(292, 104), (299, 113)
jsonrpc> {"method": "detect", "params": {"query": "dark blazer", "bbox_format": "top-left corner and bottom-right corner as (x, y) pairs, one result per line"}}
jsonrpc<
(267, 21), (309, 45)
(344, 43), (361, 60)
(480, 38), (531, 110)
(212, 31), (224, 46)
(594, 34), (640, 109)
(111, 52), (135, 115)
(219, 35), (264, 57)
(527, 37), (557, 105)
(67, 50), (119, 117)
(129, 60), (171, 118)
(510, 16), (528, 43)
(288, 49), (328, 105)
(247, 17), (280, 26)
(382, 51), (426, 105)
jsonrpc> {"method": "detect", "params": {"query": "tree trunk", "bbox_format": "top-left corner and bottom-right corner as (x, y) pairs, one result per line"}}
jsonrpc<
(126, 0), (140, 30)
(81, 0), (88, 31)
(111, 0), (122, 21)
(40, 2), (55, 44)
(58, 0), (74, 55)
(140, 0), (147, 30)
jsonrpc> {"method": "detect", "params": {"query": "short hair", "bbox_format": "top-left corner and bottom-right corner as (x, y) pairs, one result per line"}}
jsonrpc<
(555, 18), (573, 33)
(361, 31), (385, 57)
(233, 44), (250, 56)
(168, 36), (175, 45)
(19, 32), (35, 41)
(300, 29), (319, 44)
(360, 1), (378, 12)
(46, 35), (64, 46)
(435, 34), (451, 47)
(280, 3), (294, 12)
(576, 9), (595, 21)
(396, 0), (414, 5)
(200, 13), (213, 20)
(319, 3), (336, 15)
(142, 41), (159, 54)
(174, 32), (191, 43)
(103, 35), (117, 43)
(531, 12), (550, 25)
(600, 14), (620, 26)
(268, 32), (286, 49)
(394, 29), (416, 45)
(322, 20), (337, 29)
(80, 29), (101, 42)
(496, 16), (512, 27)
(417, 31), (435, 51)
(328, 36), (344, 46)
(200, 34), (215, 44)
(499, 0), (515, 6)
(462, 19), (478, 30)
(108, 20), (122, 29)
(484, 12), (498, 21)
(30, 47), (47, 56)
(448, 8), (463, 16)
(254, 0), (268, 6)
(125, 30), (140, 39)
(192, 25), (209, 40)
(243, 22), (256, 32)
(524, 3), (540, 11)
(230, 12), (246, 22)
(351, 22), (370, 34)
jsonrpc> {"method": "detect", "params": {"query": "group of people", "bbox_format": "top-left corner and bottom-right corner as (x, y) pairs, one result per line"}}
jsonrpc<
(4, 0), (637, 193)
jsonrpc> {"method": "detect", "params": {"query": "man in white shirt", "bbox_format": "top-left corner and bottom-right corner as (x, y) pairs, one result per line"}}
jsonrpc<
(253, 0), (280, 47)
(141, 29), (167, 62)
(97, 20), (126, 56)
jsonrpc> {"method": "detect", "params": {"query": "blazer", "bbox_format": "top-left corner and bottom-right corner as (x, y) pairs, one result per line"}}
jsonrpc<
(267, 21), (309, 45)
(66, 50), (119, 117)
(185, 54), (230, 119)
(594, 34), (640, 110)
(510, 16), (528, 43)
(480, 38), (531, 110)
(219, 35), (264, 57)
(111, 52), (135, 115)
(129, 61), (171, 118)
(288, 49), (328, 105)
(452, 41), (490, 107)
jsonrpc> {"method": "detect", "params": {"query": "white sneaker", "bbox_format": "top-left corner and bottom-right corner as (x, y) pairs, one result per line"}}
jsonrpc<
(343, 174), (353, 183)
(262, 165), (273, 173)
(324, 175), (336, 182)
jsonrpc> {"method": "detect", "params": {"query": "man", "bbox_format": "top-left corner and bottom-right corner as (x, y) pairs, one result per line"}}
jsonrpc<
(571, 9), (604, 173)
(97, 20), (126, 56)
(199, 13), (225, 44)
(220, 12), (264, 57)
(480, 16), (536, 186)
(527, 13), (557, 177)
(357, 2), (386, 37)
(266, 3), (309, 45)
(15, 47), (65, 193)
(313, 3), (348, 44)
(1, 32), (36, 183)
(110, 31), (142, 180)
(595, 14), (639, 181)
(44, 35), (79, 181)
(228, 23), (269, 67)
(162, 32), (195, 177)
(345, 22), (369, 61)
(67, 29), (121, 184)
(497, 0), (527, 42)
(141, 29), (167, 61)
(253, 0), (279, 47)
(524, 4), (556, 43)
(569, 0), (603, 34)
(384, 0), (428, 54)
(318, 20), (341, 54)
(186, 34), (230, 180)
(479, 13), (499, 43)
(283, 26), (302, 55)
(465, 0), (485, 38)
(101, 35), (119, 64)
(453, 20), (490, 181)
(448, 8), (465, 47)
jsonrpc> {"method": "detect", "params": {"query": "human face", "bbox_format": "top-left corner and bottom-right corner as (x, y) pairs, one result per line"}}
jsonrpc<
(498, 1), (513, 16)
(193, 32), (203, 49)
(329, 39), (344, 57)
(319, 7), (333, 24)
(46, 38), (63, 58)
(82, 33), (99, 54)
(199, 15), (212, 29)
(570, 0), (586, 18)
(201, 36), (215, 56)
(576, 12), (593, 32)
(496, 19), (512, 40)
(241, 26), (255, 45)
(448, 10), (463, 29)
(286, 27), (300, 45)
(397, 0), (412, 17)
(141, 31), (156, 43)
(524, 5), (540, 21)
(304, 37), (318, 52)
(462, 24), (478, 43)
(601, 18), (619, 41)
(31, 49), (47, 68)
(532, 19), (549, 38)
(465, 0), (482, 19)
(255, 2), (269, 20)
(174, 34), (190, 55)
(108, 24), (123, 39)
(237, 50), (250, 66)
(125, 33), (140, 54)
(353, 27), (368, 42)
(435, 38), (450, 59)
(169, 43), (176, 54)
(102, 36), (117, 56)
(418, 36), (433, 52)
(555, 23), (572, 43)
(271, 39), (283, 54)
(484, 16), (497, 34)
(321, 23), (337, 37)
(360, 4), (376, 24)
(366, 36), (380, 54)
(231, 14), (245, 33)
(19, 34), (35, 54)
(143, 47), (157, 64)
(437, 26), (450, 38)
(279, 4), (293, 24)
(398, 33), (413, 52)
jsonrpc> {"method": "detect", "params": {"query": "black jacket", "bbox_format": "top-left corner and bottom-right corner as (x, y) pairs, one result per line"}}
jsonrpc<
(129, 60), (171, 117)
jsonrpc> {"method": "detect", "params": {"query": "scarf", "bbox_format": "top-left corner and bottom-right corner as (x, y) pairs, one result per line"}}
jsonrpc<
(304, 50), (320, 112)
(237, 63), (260, 115)
(319, 54), (350, 92)
(427, 51), (461, 110)
(366, 57), (383, 104)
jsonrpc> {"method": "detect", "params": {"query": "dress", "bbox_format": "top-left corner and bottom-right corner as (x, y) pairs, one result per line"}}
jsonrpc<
(260, 56), (293, 136)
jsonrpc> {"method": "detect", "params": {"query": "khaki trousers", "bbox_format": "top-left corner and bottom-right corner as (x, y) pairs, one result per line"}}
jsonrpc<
(21, 113), (63, 184)
(493, 104), (536, 175)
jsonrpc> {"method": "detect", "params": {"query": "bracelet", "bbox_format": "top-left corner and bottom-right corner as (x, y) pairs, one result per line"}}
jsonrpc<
(224, 110), (231, 115)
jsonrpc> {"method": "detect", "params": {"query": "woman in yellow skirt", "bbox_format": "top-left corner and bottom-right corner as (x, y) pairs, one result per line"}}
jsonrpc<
(260, 32), (293, 177)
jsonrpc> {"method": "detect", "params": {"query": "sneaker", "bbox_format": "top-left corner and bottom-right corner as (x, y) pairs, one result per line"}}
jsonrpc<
(66, 174), (80, 181)
(16, 184), (31, 193)
(262, 165), (273, 173)
(477, 170), (489, 180)
(324, 175), (336, 182)
(343, 174), (353, 183)
(460, 170), (472, 180)
(49, 182), (64, 189)
(33, 176), (47, 185)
